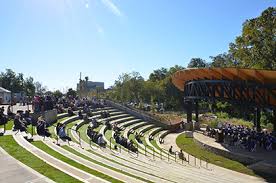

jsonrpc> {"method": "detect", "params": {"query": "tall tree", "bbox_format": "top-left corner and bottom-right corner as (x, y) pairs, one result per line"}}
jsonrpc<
(187, 58), (208, 68)
(229, 7), (276, 69)
(149, 68), (168, 81)
(210, 53), (235, 68)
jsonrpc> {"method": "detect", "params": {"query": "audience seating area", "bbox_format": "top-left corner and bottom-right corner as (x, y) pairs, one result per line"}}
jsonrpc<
(204, 124), (276, 152)
(0, 100), (266, 183)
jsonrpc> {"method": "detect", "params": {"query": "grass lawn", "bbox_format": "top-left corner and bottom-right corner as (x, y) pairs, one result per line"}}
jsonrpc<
(63, 146), (152, 183)
(32, 141), (123, 183)
(27, 125), (37, 135)
(5, 120), (14, 130)
(176, 134), (256, 176)
(0, 135), (81, 183)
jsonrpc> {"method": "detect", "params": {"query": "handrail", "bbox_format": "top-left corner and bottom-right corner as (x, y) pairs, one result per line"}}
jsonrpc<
(200, 156), (210, 170)
(161, 148), (175, 162)
(128, 143), (139, 158)
(144, 144), (155, 159)
(67, 127), (82, 147)
(109, 137), (121, 153)
(89, 139), (99, 150)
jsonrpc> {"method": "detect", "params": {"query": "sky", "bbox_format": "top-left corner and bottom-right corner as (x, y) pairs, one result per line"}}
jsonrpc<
(0, 0), (275, 92)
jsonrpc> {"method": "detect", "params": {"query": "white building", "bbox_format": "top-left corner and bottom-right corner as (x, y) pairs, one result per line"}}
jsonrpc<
(0, 87), (11, 104)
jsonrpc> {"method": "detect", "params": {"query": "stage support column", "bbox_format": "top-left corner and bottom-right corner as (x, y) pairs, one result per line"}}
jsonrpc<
(255, 108), (261, 132)
(273, 109), (276, 132)
(185, 101), (192, 123)
(195, 101), (199, 123)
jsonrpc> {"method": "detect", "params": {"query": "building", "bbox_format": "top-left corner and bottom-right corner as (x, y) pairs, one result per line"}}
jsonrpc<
(0, 87), (11, 104)
(77, 81), (104, 92)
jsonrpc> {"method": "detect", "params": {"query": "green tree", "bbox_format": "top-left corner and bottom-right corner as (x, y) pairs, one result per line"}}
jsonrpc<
(67, 88), (77, 98)
(210, 53), (235, 68)
(24, 77), (35, 96)
(149, 68), (168, 81)
(229, 7), (276, 69)
(187, 58), (208, 68)
(53, 90), (63, 98)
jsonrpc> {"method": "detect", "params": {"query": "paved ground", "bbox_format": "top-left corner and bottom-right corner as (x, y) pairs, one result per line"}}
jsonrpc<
(0, 103), (33, 114)
(0, 146), (54, 183)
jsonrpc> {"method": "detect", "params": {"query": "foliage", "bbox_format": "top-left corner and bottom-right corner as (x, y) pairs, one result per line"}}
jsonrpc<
(0, 69), (37, 96)
(210, 53), (235, 67)
(53, 90), (63, 98)
(104, 65), (184, 110)
(229, 7), (276, 69)
(187, 58), (208, 68)
(67, 88), (77, 98)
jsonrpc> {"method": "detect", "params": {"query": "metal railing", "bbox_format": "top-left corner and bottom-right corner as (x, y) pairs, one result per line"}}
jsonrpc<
(144, 144), (155, 159)
(128, 143), (139, 158)
(200, 156), (210, 170)
(67, 127), (82, 147)
(89, 139), (99, 150)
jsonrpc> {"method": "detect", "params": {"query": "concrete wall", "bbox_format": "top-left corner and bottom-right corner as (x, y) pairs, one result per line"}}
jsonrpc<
(32, 109), (58, 125)
(106, 100), (168, 129)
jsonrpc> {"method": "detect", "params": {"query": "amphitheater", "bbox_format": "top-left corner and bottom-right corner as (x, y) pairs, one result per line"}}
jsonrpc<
(0, 101), (268, 183)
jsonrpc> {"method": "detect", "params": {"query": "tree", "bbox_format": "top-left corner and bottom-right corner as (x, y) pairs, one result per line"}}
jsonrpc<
(149, 68), (168, 81)
(34, 81), (47, 94)
(229, 7), (276, 69)
(187, 58), (208, 68)
(67, 88), (77, 98)
(24, 77), (35, 96)
(210, 53), (235, 68)
(0, 69), (22, 92)
(53, 90), (63, 98)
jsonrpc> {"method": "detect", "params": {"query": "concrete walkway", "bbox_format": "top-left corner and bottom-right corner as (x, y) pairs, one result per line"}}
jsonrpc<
(13, 134), (108, 183)
(0, 147), (54, 183)
(160, 132), (265, 183)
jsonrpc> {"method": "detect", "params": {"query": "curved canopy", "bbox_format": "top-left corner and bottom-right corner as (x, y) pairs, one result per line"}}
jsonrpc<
(172, 68), (276, 91)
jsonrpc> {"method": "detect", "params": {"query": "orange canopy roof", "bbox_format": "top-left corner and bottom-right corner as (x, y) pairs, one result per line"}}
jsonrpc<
(172, 68), (276, 91)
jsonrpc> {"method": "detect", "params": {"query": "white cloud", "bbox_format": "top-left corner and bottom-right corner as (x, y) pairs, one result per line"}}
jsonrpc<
(100, 0), (122, 17)
(96, 24), (104, 35)
(85, 0), (89, 8)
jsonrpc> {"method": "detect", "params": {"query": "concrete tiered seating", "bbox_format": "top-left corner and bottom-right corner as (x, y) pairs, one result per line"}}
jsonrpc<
(0, 105), (265, 183)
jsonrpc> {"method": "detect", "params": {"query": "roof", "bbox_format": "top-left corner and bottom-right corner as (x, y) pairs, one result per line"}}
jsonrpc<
(172, 68), (276, 91)
(0, 87), (11, 93)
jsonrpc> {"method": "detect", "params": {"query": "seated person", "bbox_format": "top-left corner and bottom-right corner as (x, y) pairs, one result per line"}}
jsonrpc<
(13, 114), (27, 132)
(105, 120), (112, 130)
(56, 123), (71, 141)
(36, 117), (51, 137)
(67, 107), (74, 116)
(127, 140), (138, 153)
(7, 106), (15, 118)
(23, 110), (32, 125)
(169, 146), (173, 154)
(0, 110), (8, 126)
(135, 132), (142, 143)
(91, 118), (98, 128)
(178, 149), (186, 161)
(78, 110), (83, 119)
(97, 134), (106, 147)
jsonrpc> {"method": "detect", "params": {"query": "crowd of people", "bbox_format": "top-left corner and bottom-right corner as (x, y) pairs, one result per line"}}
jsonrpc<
(87, 126), (106, 147)
(205, 123), (276, 152)
(113, 130), (138, 153)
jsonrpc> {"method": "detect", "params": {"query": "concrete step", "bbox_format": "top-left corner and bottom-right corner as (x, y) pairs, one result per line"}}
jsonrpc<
(42, 139), (145, 183)
(13, 134), (108, 183)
